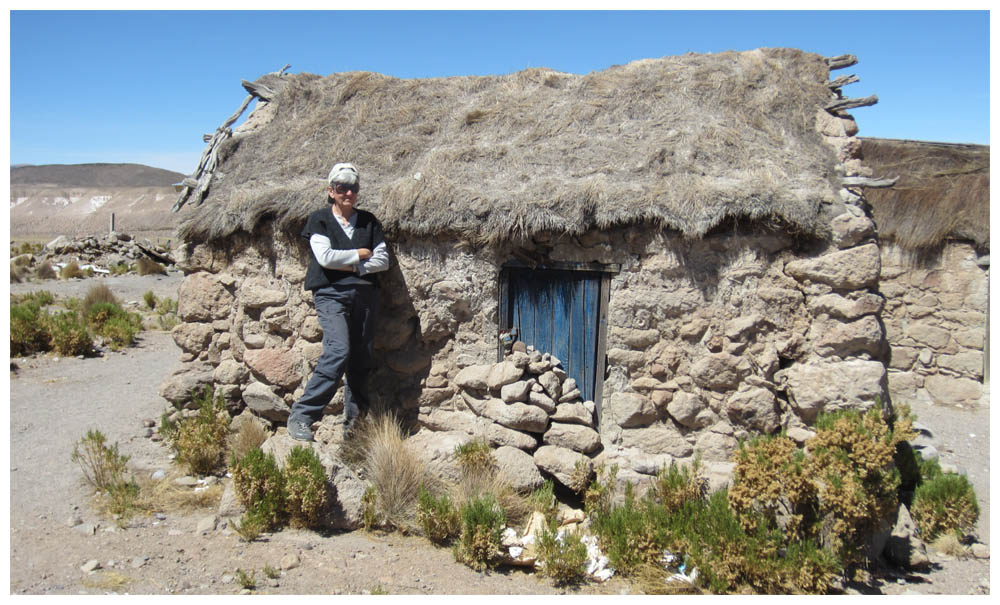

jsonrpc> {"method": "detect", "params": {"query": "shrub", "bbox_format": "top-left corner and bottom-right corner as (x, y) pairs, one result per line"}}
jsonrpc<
(35, 262), (56, 280)
(13, 290), (55, 307)
(60, 261), (85, 279)
(729, 407), (913, 567)
(233, 509), (267, 542)
(284, 446), (328, 529)
(231, 448), (285, 530)
(235, 568), (256, 590)
(136, 257), (167, 275)
(417, 484), (461, 544)
(82, 283), (118, 315)
(110, 262), (131, 276)
(71, 429), (132, 492)
(47, 311), (93, 356)
(455, 439), (497, 476)
(347, 413), (426, 531)
(454, 493), (507, 571)
(100, 313), (143, 350)
(911, 472), (979, 541)
(170, 387), (231, 475)
(530, 480), (559, 523)
(536, 526), (590, 586)
(652, 459), (707, 510)
(10, 302), (50, 355)
(143, 290), (157, 309)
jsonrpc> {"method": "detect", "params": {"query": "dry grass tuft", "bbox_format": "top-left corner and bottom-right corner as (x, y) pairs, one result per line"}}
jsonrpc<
(346, 413), (427, 532)
(82, 571), (133, 592)
(135, 471), (224, 513)
(228, 415), (271, 462)
(929, 533), (968, 558)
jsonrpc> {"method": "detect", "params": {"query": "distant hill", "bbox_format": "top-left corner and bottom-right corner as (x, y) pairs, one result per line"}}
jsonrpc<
(11, 163), (185, 188)
(10, 163), (189, 238)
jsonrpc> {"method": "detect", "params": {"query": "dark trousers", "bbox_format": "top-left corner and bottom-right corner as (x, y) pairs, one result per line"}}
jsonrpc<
(289, 283), (378, 431)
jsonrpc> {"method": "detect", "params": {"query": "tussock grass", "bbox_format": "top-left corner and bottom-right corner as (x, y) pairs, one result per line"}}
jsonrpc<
(136, 257), (167, 275)
(346, 413), (427, 532)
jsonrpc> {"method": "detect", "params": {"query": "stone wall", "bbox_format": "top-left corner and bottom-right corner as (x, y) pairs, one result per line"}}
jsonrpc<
(881, 242), (989, 407)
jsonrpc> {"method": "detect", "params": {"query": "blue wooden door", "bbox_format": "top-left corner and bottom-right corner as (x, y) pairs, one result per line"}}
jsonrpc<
(503, 268), (602, 402)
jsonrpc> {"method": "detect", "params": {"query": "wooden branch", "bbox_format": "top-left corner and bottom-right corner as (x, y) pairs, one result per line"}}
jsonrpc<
(135, 242), (175, 265)
(173, 64), (291, 213)
(842, 175), (899, 188)
(825, 94), (878, 112)
(826, 54), (858, 70)
(242, 79), (276, 102)
(828, 74), (859, 90)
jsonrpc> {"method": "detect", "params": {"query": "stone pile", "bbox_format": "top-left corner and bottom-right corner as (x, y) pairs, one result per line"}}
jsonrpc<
(12, 232), (176, 273)
(436, 345), (601, 491)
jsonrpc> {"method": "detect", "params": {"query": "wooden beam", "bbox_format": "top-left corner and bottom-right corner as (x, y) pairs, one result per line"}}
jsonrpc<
(828, 74), (860, 90)
(827, 54), (858, 70)
(826, 94), (878, 112)
(841, 175), (899, 188)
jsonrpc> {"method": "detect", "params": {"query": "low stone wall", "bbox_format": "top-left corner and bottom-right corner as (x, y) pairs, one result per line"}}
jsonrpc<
(881, 242), (989, 407)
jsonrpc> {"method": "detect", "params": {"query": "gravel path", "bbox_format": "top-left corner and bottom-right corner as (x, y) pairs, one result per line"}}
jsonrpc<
(7, 275), (991, 594)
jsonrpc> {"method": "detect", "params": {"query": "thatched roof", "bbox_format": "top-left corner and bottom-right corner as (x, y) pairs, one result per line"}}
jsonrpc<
(860, 138), (989, 251)
(177, 47), (843, 245)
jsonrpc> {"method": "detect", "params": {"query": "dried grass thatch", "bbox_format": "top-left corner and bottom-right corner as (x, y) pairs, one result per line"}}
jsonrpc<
(177, 48), (841, 245)
(861, 137), (989, 251)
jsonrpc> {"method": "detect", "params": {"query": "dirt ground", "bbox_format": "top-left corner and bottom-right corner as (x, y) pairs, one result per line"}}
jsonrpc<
(7, 274), (991, 595)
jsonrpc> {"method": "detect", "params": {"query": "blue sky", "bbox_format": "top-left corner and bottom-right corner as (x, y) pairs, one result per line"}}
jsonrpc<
(8, 9), (991, 175)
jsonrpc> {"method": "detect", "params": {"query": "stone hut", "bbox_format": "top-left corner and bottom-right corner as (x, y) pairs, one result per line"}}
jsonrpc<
(162, 48), (892, 492)
(860, 138), (989, 408)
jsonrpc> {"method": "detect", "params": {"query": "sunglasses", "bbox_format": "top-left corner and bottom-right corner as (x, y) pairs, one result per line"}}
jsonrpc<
(332, 184), (359, 194)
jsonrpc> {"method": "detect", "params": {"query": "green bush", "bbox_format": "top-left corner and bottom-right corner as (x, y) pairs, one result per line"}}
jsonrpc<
(284, 446), (328, 529)
(143, 290), (157, 309)
(911, 471), (979, 541)
(729, 407), (913, 567)
(47, 311), (93, 356)
(10, 302), (50, 355)
(12, 290), (55, 307)
(110, 262), (131, 276)
(652, 459), (706, 510)
(455, 438), (497, 476)
(71, 429), (132, 492)
(100, 313), (143, 350)
(170, 387), (231, 475)
(417, 484), (461, 544)
(529, 480), (559, 524)
(536, 526), (590, 586)
(454, 493), (507, 571)
(82, 283), (118, 315)
(231, 447), (285, 530)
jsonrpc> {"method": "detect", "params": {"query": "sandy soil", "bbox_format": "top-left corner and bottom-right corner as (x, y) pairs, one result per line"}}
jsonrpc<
(7, 275), (991, 595)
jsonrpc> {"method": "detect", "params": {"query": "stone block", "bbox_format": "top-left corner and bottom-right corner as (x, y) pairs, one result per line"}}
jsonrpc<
(454, 364), (492, 391)
(158, 362), (215, 405)
(906, 321), (952, 349)
(937, 351), (984, 378)
(619, 424), (694, 458)
(243, 348), (302, 389)
(177, 272), (234, 322)
(238, 280), (287, 308)
(213, 359), (249, 385)
(784, 243), (880, 290)
(725, 387), (780, 433)
(666, 391), (707, 428)
(543, 423), (601, 454)
(808, 292), (883, 319)
(495, 446), (545, 492)
(487, 361), (524, 390)
(924, 374), (982, 405)
(606, 392), (658, 428)
(171, 322), (214, 354)
(533, 445), (593, 492)
(242, 381), (290, 421)
(814, 315), (883, 358)
(779, 360), (886, 422)
(831, 213), (875, 249)
(500, 380), (532, 403)
(690, 353), (750, 391)
(551, 402), (593, 426)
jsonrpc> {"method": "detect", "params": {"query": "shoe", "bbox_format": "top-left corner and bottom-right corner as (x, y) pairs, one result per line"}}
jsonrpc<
(287, 418), (314, 442)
